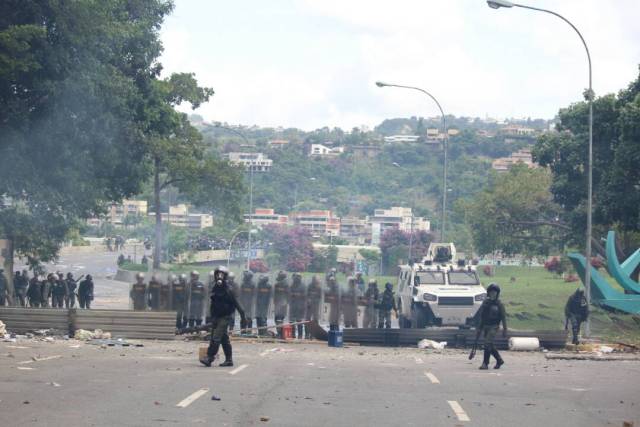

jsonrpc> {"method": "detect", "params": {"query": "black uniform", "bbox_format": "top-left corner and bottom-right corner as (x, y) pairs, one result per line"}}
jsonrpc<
(147, 278), (162, 310)
(159, 280), (171, 311)
(305, 276), (323, 339)
(14, 272), (28, 307)
(565, 289), (589, 345)
(476, 283), (507, 370)
(0, 270), (8, 306)
(377, 284), (397, 329)
(27, 277), (41, 307)
(239, 272), (256, 331)
(289, 273), (307, 338)
(65, 275), (78, 308)
(255, 276), (272, 336)
(363, 282), (379, 328)
(78, 276), (94, 309)
(40, 278), (52, 308)
(130, 280), (147, 311)
(273, 272), (290, 338)
(187, 278), (205, 327)
(51, 277), (67, 308)
(201, 269), (246, 367)
(326, 277), (341, 331)
(172, 277), (187, 328)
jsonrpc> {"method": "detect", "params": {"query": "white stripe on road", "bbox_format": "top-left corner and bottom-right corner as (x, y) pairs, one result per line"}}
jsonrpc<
(414, 357), (424, 364)
(229, 364), (248, 375)
(17, 367), (34, 370)
(448, 400), (470, 422)
(260, 348), (279, 357)
(424, 372), (440, 384)
(18, 355), (62, 365)
(176, 388), (209, 408)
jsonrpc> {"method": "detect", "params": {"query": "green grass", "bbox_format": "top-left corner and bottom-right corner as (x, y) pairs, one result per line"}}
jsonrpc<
(479, 266), (640, 344)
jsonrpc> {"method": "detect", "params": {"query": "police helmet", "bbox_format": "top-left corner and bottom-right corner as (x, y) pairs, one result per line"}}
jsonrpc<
(191, 270), (200, 277)
(168, 274), (177, 282)
(67, 272), (73, 279)
(86, 274), (92, 280)
(209, 270), (216, 277)
(136, 272), (145, 280)
(179, 273), (187, 281)
(228, 272), (236, 280)
(368, 279), (377, 286)
(486, 283), (501, 295)
(385, 282), (393, 291)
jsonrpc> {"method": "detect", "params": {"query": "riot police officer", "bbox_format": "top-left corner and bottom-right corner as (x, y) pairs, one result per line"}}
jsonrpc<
(206, 271), (216, 324)
(341, 277), (359, 328)
(239, 271), (256, 331)
(273, 271), (290, 338)
(130, 273), (147, 311)
(147, 274), (162, 310)
(476, 283), (507, 370)
(325, 275), (341, 331)
(40, 274), (53, 308)
(14, 270), (28, 307)
(354, 272), (366, 294)
(187, 271), (205, 327)
(159, 275), (171, 311)
(0, 269), (8, 306)
(27, 275), (41, 307)
(565, 288), (589, 345)
(65, 272), (78, 308)
(363, 279), (379, 328)
(305, 275), (323, 338)
(200, 267), (246, 368)
(78, 274), (94, 309)
(289, 273), (307, 338)
(171, 274), (187, 328)
(377, 282), (397, 329)
(51, 273), (67, 308)
(255, 275), (271, 336)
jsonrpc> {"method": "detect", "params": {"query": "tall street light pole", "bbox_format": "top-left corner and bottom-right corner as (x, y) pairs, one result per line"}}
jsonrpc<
(487, 0), (594, 336)
(214, 123), (255, 270)
(376, 82), (448, 242)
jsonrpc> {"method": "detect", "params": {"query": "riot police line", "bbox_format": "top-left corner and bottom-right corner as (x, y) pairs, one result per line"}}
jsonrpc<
(0, 269), (94, 309)
(129, 268), (401, 337)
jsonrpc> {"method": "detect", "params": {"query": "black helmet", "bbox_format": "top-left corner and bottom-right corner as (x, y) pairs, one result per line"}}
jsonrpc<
(86, 274), (92, 280)
(385, 282), (393, 291)
(486, 283), (501, 295)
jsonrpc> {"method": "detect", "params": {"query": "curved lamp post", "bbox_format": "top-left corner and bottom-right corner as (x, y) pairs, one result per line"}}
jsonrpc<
(376, 82), (448, 242)
(487, 0), (594, 336)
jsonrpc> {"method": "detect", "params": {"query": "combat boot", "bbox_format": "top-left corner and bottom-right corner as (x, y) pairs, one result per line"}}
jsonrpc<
(479, 349), (490, 370)
(200, 342), (219, 367)
(219, 341), (233, 367)
(492, 349), (504, 369)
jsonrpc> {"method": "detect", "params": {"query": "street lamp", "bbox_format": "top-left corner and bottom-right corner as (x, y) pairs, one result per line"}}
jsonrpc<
(487, 1), (594, 336)
(214, 123), (256, 270)
(227, 229), (257, 268)
(376, 81), (448, 242)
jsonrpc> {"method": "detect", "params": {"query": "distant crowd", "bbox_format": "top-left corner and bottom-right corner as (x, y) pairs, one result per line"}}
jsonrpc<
(0, 269), (94, 309)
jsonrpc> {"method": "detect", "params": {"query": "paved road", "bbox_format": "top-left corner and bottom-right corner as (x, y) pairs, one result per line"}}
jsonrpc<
(0, 339), (638, 426)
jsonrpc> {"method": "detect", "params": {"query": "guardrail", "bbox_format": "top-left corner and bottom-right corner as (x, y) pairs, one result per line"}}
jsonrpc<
(0, 307), (176, 340)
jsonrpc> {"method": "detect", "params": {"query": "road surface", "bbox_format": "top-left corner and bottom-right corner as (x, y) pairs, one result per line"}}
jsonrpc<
(0, 339), (638, 426)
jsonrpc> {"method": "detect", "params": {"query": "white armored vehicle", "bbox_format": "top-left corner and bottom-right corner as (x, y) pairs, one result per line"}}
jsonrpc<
(396, 243), (486, 328)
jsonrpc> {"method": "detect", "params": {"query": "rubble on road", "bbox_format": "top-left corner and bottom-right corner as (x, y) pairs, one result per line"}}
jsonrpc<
(74, 329), (112, 340)
(418, 339), (447, 351)
(0, 320), (6, 335)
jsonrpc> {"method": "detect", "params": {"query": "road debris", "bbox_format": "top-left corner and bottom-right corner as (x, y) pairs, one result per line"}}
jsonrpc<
(260, 416), (270, 422)
(48, 382), (61, 387)
(75, 329), (112, 340)
(418, 339), (447, 351)
(211, 395), (221, 401)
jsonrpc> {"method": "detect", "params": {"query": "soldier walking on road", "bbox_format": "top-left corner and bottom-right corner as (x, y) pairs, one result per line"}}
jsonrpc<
(289, 273), (307, 338)
(130, 273), (147, 311)
(255, 275), (271, 336)
(200, 267), (246, 368)
(341, 277), (359, 328)
(187, 271), (205, 327)
(476, 283), (507, 370)
(239, 271), (256, 332)
(565, 288), (589, 345)
(305, 275), (323, 338)
(147, 274), (162, 311)
(0, 269), (8, 306)
(273, 271), (290, 339)
(78, 274), (94, 309)
(377, 283), (397, 329)
(363, 279), (379, 328)
(65, 272), (78, 308)
(27, 275), (41, 307)
(326, 275), (341, 331)
(14, 271), (28, 307)
(171, 274), (187, 328)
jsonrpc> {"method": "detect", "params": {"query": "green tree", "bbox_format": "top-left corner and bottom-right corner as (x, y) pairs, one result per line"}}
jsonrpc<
(0, 0), (173, 284)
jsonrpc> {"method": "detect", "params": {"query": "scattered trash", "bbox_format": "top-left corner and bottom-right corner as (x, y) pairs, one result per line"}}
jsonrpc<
(509, 337), (540, 351)
(211, 395), (221, 401)
(417, 339), (447, 351)
(0, 320), (6, 335)
(23, 401), (30, 404)
(87, 338), (130, 347)
(598, 345), (614, 354)
(260, 416), (270, 422)
(48, 382), (61, 387)
(154, 401), (162, 406)
(75, 329), (112, 341)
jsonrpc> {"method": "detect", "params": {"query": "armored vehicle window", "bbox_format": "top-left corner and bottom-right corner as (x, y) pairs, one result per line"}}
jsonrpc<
(414, 271), (445, 285)
(448, 271), (480, 285)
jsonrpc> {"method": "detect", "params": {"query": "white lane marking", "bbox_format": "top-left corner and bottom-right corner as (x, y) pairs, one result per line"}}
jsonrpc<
(424, 372), (440, 384)
(18, 355), (62, 365)
(260, 348), (279, 357)
(448, 400), (470, 422)
(414, 357), (424, 364)
(17, 367), (34, 370)
(7, 346), (30, 349)
(176, 388), (209, 408)
(229, 364), (249, 375)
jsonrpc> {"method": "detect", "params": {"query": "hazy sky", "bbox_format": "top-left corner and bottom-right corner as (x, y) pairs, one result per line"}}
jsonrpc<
(160, 0), (640, 130)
